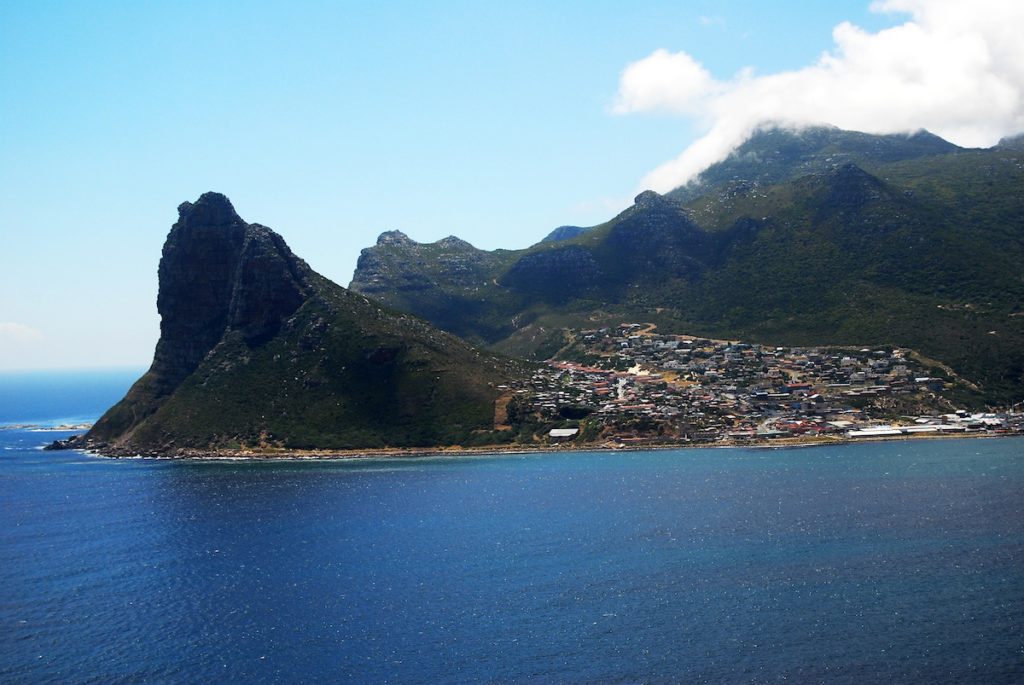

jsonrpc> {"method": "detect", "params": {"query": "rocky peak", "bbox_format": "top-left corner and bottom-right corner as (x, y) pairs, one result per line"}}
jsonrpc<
(634, 190), (665, 208)
(376, 230), (415, 246)
(437, 235), (473, 250)
(832, 161), (872, 178)
(821, 163), (887, 209)
(176, 191), (243, 229)
(605, 188), (710, 269)
(151, 193), (312, 393)
(996, 132), (1024, 151)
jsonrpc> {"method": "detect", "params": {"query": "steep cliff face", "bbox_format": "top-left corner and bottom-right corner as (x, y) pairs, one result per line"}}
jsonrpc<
(499, 245), (603, 298)
(87, 193), (522, 452)
(598, 191), (713, 282)
(351, 190), (720, 326)
(89, 193), (313, 442)
(150, 193), (312, 392)
(349, 230), (515, 344)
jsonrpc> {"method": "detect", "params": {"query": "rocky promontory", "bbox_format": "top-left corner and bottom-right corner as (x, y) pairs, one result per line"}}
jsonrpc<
(77, 193), (524, 454)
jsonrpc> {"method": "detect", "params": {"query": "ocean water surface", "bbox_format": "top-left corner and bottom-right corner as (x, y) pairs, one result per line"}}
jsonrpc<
(1, 372), (1023, 683)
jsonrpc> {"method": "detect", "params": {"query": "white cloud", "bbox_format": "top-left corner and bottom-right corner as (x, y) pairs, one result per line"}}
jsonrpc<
(613, 49), (719, 116)
(0, 322), (44, 345)
(569, 195), (635, 217)
(615, 0), (1024, 192)
(0, 322), (47, 369)
(698, 15), (725, 27)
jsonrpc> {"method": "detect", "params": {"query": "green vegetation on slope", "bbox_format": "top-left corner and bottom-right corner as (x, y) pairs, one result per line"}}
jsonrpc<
(349, 127), (1024, 405)
(126, 277), (525, 450)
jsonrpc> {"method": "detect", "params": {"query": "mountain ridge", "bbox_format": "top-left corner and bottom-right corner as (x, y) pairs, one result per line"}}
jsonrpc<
(350, 127), (1024, 405)
(669, 125), (963, 203)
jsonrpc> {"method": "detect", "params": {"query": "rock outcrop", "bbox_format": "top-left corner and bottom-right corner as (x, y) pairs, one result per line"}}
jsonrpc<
(154, 193), (312, 388)
(83, 193), (523, 453)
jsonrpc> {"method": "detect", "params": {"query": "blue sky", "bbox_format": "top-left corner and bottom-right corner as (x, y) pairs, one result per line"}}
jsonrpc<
(2, 1), (1018, 370)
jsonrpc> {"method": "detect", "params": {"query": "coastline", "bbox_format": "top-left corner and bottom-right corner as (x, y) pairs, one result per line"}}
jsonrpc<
(75, 429), (1022, 462)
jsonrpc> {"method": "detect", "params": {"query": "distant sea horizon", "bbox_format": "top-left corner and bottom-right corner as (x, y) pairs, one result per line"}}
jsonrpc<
(0, 367), (143, 426)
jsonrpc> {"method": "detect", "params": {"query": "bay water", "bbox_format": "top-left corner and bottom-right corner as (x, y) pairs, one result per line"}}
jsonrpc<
(1, 372), (1022, 683)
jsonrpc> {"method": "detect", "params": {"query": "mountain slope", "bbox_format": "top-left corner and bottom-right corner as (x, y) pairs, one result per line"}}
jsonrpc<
(88, 193), (524, 453)
(541, 225), (590, 242)
(669, 125), (961, 203)
(349, 127), (1024, 405)
(349, 230), (522, 343)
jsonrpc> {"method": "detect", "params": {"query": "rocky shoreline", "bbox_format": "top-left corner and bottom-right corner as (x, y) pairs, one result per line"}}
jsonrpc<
(46, 429), (1021, 462)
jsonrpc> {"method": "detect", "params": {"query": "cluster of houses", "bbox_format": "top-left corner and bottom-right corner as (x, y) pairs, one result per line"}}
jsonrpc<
(515, 324), (1024, 444)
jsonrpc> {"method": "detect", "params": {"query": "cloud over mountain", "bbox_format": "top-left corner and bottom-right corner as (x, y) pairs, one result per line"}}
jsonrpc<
(615, 0), (1024, 192)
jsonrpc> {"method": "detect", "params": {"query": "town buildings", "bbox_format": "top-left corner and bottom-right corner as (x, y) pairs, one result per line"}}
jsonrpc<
(515, 324), (1022, 444)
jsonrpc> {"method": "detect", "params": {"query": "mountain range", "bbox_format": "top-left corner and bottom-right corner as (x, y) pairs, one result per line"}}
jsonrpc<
(351, 126), (1024, 405)
(72, 124), (1024, 456)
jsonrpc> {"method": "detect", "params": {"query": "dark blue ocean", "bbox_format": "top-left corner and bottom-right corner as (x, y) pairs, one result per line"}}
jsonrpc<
(1, 372), (1023, 683)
